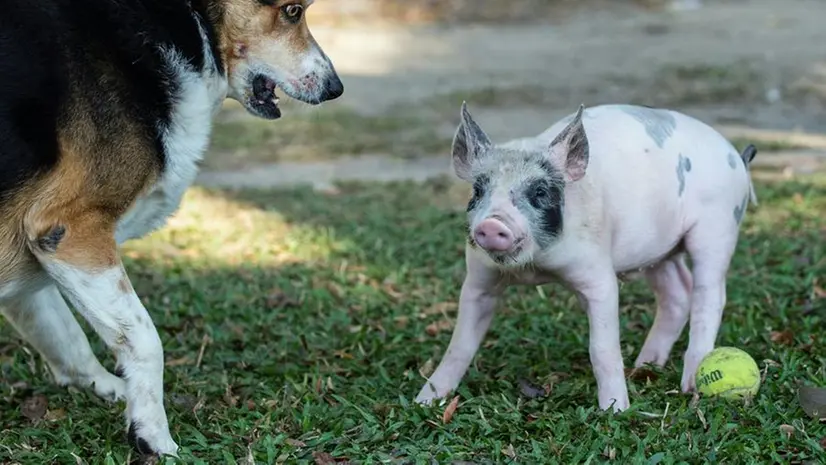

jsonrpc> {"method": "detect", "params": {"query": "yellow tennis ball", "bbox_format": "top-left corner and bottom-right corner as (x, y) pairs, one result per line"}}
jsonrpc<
(695, 347), (761, 399)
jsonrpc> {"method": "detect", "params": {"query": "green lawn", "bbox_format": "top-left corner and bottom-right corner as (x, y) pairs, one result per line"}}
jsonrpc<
(0, 174), (824, 464)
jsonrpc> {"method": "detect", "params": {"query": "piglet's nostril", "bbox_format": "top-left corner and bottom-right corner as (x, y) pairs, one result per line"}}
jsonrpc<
(473, 218), (515, 252)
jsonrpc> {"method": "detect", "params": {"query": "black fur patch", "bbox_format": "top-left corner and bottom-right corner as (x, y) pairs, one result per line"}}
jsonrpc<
(127, 421), (155, 456)
(0, 0), (224, 202)
(467, 174), (490, 212)
(36, 225), (66, 253)
(526, 179), (564, 240)
(538, 159), (556, 179)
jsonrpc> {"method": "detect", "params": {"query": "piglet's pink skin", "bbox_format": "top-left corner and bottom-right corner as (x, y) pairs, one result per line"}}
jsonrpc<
(416, 102), (758, 412)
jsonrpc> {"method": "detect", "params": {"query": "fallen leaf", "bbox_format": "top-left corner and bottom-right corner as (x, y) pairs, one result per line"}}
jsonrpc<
(625, 366), (660, 383)
(820, 436), (826, 449)
(223, 385), (238, 407)
(603, 446), (616, 460)
(518, 379), (547, 399)
(793, 192), (804, 204)
(419, 358), (435, 378)
(394, 316), (410, 328)
(21, 395), (48, 421)
(286, 438), (306, 447)
(333, 350), (354, 360)
(382, 283), (404, 301)
(170, 394), (198, 410)
(695, 406), (707, 430)
(799, 386), (826, 419)
(313, 451), (337, 465)
(425, 319), (454, 336)
(814, 284), (826, 299)
(10, 381), (28, 390)
(165, 355), (192, 367)
(798, 335), (815, 353)
(770, 330), (795, 346)
(266, 288), (298, 309)
(422, 302), (457, 316)
(503, 444), (517, 459)
(327, 283), (345, 300)
(43, 408), (66, 422)
(442, 395), (460, 424)
(780, 424), (795, 439)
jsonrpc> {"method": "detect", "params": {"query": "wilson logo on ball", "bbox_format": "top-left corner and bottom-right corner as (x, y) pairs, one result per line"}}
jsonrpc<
(697, 369), (723, 387)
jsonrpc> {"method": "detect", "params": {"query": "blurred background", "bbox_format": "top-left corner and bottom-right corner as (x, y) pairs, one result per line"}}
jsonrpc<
(200, 0), (826, 191)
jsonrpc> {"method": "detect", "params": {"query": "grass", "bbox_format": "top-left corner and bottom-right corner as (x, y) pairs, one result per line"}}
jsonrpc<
(729, 139), (810, 154)
(0, 174), (824, 464)
(206, 105), (452, 170)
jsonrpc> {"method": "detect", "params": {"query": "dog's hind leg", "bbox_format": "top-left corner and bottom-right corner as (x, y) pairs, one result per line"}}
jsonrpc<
(2, 284), (125, 402)
(25, 208), (178, 458)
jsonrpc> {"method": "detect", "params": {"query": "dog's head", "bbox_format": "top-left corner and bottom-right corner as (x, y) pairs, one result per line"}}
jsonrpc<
(212, 0), (343, 119)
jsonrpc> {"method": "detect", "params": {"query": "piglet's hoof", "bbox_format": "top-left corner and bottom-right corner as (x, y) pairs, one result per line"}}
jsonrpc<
(415, 383), (446, 406)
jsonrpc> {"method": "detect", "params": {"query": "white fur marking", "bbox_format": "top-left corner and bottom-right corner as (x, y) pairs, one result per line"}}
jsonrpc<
(115, 14), (227, 244)
(41, 261), (177, 456)
(1, 284), (126, 401)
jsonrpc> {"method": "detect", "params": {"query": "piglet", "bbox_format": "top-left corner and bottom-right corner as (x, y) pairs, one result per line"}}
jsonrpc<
(416, 102), (758, 411)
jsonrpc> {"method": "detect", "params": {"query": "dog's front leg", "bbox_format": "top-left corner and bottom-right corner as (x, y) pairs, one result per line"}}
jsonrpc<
(27, 217), (178, 458)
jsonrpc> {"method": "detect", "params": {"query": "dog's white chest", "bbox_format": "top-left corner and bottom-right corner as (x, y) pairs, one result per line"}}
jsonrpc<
(115, 37), (227, 245)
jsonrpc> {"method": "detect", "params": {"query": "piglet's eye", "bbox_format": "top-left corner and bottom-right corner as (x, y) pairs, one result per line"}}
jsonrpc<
(283, 4), (304, 21)
(528, 182), (553, 209)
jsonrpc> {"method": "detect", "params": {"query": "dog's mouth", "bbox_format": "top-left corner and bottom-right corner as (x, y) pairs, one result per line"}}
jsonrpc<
(247, 74), (281, 120)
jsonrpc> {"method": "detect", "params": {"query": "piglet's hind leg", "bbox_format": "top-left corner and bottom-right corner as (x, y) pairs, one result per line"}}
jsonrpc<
(680, 217), (739, 392)
(635, 254), (693, 368)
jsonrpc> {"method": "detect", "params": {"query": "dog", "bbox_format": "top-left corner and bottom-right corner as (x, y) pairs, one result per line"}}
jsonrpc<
(0, 0), (342, 457)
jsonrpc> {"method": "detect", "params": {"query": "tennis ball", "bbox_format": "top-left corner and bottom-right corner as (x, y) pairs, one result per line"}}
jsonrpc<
(695, 347), (760, 399)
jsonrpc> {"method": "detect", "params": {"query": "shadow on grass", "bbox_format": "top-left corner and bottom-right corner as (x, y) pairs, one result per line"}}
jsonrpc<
(0, 175), (824, 463)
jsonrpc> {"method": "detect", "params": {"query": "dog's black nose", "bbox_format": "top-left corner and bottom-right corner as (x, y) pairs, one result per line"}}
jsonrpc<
(321, 75), (344, 101)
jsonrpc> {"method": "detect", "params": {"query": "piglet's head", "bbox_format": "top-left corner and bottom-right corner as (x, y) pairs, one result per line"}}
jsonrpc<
(451, 102), (590, 269)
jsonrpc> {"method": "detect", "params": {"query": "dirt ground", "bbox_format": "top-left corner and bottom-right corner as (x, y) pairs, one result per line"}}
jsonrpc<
(200, 0), (826, 189)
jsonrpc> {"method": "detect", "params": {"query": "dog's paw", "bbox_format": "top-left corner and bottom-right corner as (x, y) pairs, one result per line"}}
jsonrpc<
(128, 421), (179, 458)
(91, 372), (127, 403)
(54, 367), (126, 403)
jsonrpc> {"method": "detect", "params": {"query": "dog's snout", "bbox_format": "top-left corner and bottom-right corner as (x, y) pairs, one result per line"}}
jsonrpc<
(321, 74), (344, 101)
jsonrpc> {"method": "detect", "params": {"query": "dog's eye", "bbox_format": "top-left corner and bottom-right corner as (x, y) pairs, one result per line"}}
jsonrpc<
(283, 4), (304, 22)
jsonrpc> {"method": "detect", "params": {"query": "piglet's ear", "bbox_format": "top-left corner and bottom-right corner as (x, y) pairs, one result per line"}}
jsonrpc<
(549, 104), (590, 182)
(451, 101), (492, 182)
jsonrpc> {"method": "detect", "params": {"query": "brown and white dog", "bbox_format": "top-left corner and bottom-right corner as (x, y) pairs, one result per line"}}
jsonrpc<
(0, 0), (342, 458)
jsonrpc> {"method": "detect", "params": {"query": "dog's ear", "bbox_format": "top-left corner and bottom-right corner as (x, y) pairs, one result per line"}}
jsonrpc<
(452, 101), (492, 182)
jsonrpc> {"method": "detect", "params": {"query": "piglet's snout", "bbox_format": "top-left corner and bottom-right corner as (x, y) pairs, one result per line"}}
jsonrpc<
(473, 218), (515, 252)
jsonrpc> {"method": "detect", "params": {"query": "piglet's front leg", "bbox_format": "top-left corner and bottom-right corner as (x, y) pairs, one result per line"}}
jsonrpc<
(571, 266), (630, 412)
(416, 251), (502, 405)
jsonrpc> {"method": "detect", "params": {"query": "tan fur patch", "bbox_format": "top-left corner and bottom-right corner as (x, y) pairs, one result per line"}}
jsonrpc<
(219, 0), (316, 78)
(0, 91), (161, 282)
